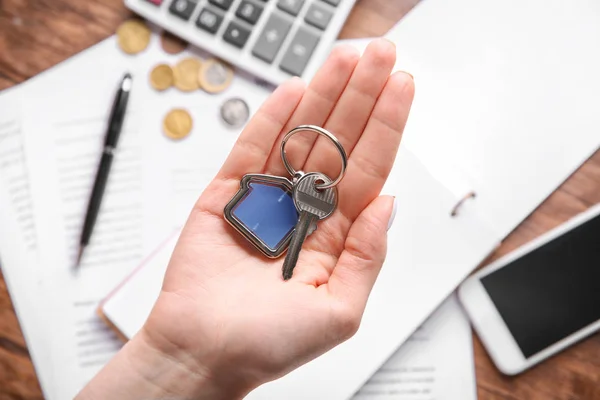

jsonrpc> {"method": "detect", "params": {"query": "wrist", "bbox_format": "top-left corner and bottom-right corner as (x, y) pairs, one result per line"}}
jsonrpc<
(131, 327), (238, 400)
(77, 327), (250, 400)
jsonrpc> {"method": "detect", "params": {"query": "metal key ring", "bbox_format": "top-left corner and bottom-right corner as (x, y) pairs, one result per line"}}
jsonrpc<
(280, 125), (348, 190)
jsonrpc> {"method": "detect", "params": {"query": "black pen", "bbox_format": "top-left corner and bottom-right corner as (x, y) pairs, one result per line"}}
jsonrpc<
(75, 73), (133, 268)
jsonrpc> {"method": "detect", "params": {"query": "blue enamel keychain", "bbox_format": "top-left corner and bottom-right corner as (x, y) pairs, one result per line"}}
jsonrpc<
(224, 174), (299, 257)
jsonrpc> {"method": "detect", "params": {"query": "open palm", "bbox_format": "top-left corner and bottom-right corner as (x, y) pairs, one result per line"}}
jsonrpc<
(143, 38), (414, 397)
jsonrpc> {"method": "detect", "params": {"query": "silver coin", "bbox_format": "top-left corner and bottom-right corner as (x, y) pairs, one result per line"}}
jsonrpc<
(220, 98), (250, 128)
(206, 62), (229, 86)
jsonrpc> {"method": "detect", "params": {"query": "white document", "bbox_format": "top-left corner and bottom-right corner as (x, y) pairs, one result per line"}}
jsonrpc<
(352, 295), (476, 400)
(379, 0), (600, 238)
(0, 92), (38, 251)
(0, 185), (56, 399)
(101, 229), (180, 339)
(0, 91), (56, 399)
(17, 37), (163, 399)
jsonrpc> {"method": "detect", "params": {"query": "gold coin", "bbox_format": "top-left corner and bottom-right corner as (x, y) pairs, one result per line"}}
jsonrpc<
(149, 64), (174, 91)
(160, 31), (188, 55)
(163, 109), (193, 140)
(117, 19), (151, 55)
(198, 59), (234, 94)
(173, 58), (202, 92)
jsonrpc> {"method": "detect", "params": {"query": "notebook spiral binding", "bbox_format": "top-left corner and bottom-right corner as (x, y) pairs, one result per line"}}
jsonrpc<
(450, 191), (477, 217)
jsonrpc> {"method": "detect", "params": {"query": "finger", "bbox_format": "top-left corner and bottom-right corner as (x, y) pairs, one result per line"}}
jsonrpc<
(263, 44), (360, 176)
(216, 77), (306, 181)
(303, 38), (397, 180)
(327, 195), (395, 318)
(338, 70), (414, 221)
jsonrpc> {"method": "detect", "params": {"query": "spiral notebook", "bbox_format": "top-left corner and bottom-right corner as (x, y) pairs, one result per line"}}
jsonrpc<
(101, 1), (600, 398)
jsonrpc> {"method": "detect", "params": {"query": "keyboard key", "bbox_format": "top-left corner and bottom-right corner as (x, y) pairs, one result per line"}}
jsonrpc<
(196, 8), (224, 34)
(304, 3), (332, 30)
(252, 13), (292, 63)
(322, 0), (340, 6)
(277, 0), (305, 16)
(235, 0), (264, 25)
(169, 0), (197, 20)
(209, 0), (234, 11)
(279, 27), (319, 76)
(223, 21), (251, 48)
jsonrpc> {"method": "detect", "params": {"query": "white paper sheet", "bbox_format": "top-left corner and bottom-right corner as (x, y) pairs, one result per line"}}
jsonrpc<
(0, 93), (37, 251)
(102, 230), (180, 339)
(0, 91), (55, 398)
(352, 295), (476, 400)
(17, 37), (162, 399)
(381, 0), (600, 237)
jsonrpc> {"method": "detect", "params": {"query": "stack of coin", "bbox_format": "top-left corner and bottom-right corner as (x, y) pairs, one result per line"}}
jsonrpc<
(115, 19), (247, 137)
(148, 57), (235, 94)
(154, 57), (235, 139)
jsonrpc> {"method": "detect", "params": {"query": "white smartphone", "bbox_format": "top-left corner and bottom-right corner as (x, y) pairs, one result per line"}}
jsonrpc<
(459, 202), (600, 375)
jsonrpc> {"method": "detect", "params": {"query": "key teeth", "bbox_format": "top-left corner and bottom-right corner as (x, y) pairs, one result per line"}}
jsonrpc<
(282, 254), (298, 280)
(282, 268), (293, 281)
(282, 250), (299, 280)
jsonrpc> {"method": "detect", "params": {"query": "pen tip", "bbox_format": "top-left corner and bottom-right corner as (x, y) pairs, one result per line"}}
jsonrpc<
(74, 246), (85, 269)
(122, 73), (133, 92)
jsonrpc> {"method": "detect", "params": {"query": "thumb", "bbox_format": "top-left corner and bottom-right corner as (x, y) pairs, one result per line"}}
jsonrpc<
(328, 195), (397, 313)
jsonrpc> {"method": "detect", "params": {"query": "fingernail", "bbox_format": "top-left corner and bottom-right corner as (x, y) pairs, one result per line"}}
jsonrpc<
(382, 37), (397, 50)
(399, 70), (414, 80)
(387, 197), (398, 231)
(287, 75), (306, 86)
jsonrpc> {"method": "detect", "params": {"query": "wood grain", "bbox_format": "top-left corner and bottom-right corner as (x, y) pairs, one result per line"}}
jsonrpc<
(0, 0), (599, 399)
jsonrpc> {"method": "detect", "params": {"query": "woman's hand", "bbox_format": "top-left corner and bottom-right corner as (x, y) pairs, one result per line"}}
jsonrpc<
(78, 38), (414, 400)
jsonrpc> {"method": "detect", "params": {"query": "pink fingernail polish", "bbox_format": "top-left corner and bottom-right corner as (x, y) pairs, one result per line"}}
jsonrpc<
(387, 197), (398, 231)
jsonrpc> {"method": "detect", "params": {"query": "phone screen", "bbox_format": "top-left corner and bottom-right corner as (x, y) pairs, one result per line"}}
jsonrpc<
(480, 212), (600, 359)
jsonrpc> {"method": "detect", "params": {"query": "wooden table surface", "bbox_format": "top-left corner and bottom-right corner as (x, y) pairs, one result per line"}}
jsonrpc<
(0, 0), (599, 399)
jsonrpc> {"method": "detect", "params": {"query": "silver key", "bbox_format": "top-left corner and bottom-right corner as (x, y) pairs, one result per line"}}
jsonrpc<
(282, 172), (337, 280)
